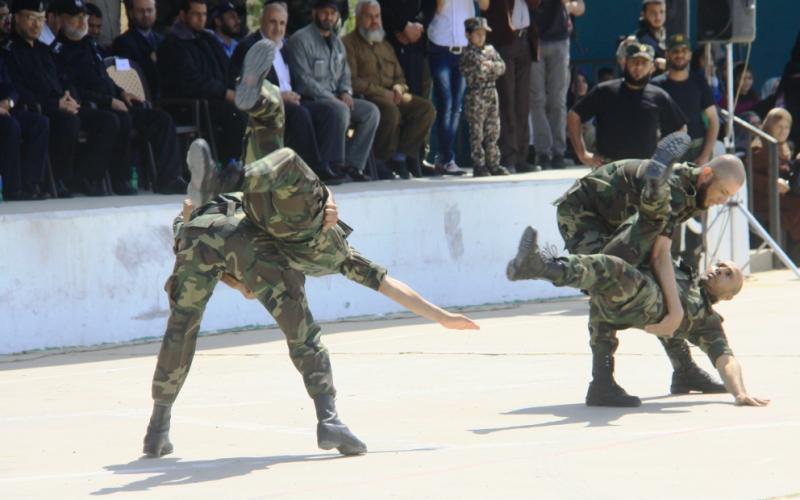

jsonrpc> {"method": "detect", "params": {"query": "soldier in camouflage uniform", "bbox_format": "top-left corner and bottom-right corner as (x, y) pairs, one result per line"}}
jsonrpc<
(506, 225), (769, 407)
(144, 147), (479, 458)
(553, 142), (747, 406)
(459, 17), (510, 177)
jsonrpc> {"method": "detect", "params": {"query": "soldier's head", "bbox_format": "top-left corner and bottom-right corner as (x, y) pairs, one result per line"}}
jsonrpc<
(127, 0), (156, 32)
(179, 0), (206, 33)
(464, 17), (490, 48)
(311, 0), (339, 35)
(355, 0), (383, 44)
(58, 0), (89, 41)
(12, 0), (46, 42)
(85, 1), (101, 41)
(700, 260), (744, 302)
(695, 154), (746, 208)
(641, 0), (665, 31)
(210, 2), (239, 39)
(0, 1), (12, 37)
(260, 1), (287, 44)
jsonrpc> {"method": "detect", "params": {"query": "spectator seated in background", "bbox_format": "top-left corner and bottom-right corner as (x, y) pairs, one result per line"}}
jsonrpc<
(567, 42), (686, 167)
(232, 1), (346, 185)
(342, 0), (434, 179)
(0, 0), (12, 42)
(652, 34), (721, 166)
(39, 0), (59, 45)
(284, 0), (348, 35)
(720, 62), (760, 116)
(157, 0), (247, 165)
(54, 0), (187, 195)
(634, 0), (666, 73)
(751, 108), (800, 262)
(596, 65), (615, 83)
(208, 1), (239, 58)
(84, 1), (108, 56)
(112, 0), (162, 101)
(0, 51), (50, 200)
(286, 0), (379, 182)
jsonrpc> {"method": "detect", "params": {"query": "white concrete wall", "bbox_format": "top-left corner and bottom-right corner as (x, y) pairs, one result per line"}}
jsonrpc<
(0, 175), (584, 354)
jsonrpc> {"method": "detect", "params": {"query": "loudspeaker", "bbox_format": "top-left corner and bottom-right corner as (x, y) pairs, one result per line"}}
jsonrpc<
(666, 0), (690, 38)
(697, 0), (756, 44)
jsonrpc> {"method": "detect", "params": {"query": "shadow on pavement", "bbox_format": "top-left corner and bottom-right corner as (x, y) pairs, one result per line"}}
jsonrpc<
(469, 396), (730, 434)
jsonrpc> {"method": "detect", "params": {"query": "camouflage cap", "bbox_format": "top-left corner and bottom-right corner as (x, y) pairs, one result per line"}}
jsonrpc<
(464, 17), (491, 33)
(666, 33), (690, 51)
(241, 148), (327, 242)
(626, 42), (655, 61)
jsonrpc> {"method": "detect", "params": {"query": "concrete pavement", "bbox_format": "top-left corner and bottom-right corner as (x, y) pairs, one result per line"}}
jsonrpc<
(1, 270), (798, 499)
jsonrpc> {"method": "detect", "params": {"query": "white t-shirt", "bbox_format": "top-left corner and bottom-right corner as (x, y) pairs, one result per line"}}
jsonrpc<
(427, 0), (475, 48)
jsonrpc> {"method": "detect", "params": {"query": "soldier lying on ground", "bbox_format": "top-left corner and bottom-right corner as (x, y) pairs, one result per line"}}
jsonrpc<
(144, 148), (479, 459)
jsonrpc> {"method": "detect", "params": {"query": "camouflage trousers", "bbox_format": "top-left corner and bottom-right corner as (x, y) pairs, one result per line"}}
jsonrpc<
(464, 88), (501, 168)
(243, 81), (285, 164)
(555, 182), (690, 358)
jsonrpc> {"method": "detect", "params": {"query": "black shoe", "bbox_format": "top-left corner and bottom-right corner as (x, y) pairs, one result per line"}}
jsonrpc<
(535, 153), (551, 170)
(157, 177), (189, 194)
(80, 178), (109, 197)
(550, 154), (566, 169)
(314, 394), (367, 456)
(112, 179), (138, 196)
(670, 365), (727, 394)
(317, 164), (346, 185)
(143, 403), (174, 458)
(55, 180), (73, 199)
(586, 380), (642, 407)
(489, 165), (511, 176)
(515, 162), (541, 173)
(420, 160), (441, 177)
(235, 39), (276, 112)
(33, 184), (51, 200)
(341, 165), (371, 182)
(373, 160), (398, 180)
(473, 165), (489, 177)
(387, 158), (410, 179)
(405, 157), (423, 178)
(506, 226), (563, 281)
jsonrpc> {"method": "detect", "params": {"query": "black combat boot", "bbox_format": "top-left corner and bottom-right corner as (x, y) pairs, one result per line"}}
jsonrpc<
(143, 402), (174, 458)
(639, 131), (691, 204)
(314, 394), (367, 456)
(585, 353), (642, 407)
(235, 38), (276, 112)
(506, 226), (566, 282)
(668, 342), (726, 394)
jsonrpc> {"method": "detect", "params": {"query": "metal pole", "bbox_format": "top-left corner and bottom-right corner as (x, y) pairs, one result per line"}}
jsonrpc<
(725, 43), (735, 153)
(767, 142), (782, 245)
(730, 200), (800, 278)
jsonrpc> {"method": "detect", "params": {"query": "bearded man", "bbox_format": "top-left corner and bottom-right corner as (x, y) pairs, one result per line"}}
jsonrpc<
(566, 42), (687, 168)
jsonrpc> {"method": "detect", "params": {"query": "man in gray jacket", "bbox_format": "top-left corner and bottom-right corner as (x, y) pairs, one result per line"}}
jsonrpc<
(286, 0), (379, 181)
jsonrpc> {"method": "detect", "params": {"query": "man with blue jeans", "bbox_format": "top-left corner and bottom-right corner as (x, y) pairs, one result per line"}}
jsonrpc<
(426, 0), (476, 175)
(530, 0), (584, 169)
(286, 0), (378, 181)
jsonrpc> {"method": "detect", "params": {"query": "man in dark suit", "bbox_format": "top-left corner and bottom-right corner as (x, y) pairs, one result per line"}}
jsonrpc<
(378, 0), (434, 99)
(112, 0), (163, 100)
(481, 0), (540, 173)
(157, 0), (247, 164)
(232, 1), (344, 184)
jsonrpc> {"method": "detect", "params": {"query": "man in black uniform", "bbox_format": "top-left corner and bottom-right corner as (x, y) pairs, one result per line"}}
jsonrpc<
(567, 43), (686, 168)
(112, 0), (164, 100)
(53, 0), (186, 194)
(157, 0), (247, 165)
(0, 51), (49, 200)
(4, 0), (119, 197)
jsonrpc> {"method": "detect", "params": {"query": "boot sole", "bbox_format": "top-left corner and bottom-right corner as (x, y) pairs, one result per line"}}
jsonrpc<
(651, 131), (691, 168)
(235, 40), (276, 112)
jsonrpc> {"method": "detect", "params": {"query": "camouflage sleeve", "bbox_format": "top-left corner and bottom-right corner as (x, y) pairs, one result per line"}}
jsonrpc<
(459, 50), (480, 87)
(490, 46), (506, 78)
(339, 248), (388, 291)
(686, 311), (734, 365)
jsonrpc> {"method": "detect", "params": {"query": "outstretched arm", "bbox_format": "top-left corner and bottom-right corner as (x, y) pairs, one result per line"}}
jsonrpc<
(378, 276), (480, 330)
(715, 354), (770, 406)
(644, 235), (684, 338)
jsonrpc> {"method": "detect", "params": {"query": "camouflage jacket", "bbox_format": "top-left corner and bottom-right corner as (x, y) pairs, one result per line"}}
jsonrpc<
(558, 160), (704, 237)
(459, 44), (505, 90)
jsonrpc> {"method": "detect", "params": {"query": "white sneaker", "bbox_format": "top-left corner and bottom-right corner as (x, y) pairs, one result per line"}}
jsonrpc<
(441, 160), (466, 176)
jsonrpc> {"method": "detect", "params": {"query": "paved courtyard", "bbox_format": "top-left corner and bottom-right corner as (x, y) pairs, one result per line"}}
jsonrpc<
(1, 270), (798, 499)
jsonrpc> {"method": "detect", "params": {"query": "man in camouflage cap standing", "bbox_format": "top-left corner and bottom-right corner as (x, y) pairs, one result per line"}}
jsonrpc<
(144, 147), (479, 458)
(553, 132), (747, 407)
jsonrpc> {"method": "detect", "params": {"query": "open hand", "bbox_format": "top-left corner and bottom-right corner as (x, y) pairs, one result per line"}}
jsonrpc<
(322, 199), (339, 232)
(735, 394), (770, 407)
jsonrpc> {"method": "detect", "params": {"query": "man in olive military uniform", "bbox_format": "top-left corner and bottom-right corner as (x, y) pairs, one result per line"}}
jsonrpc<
(52, 0), (187, 194)
(144, 147), (479, 458)
(554, 136), (747, 407)
(506, 225), (769, 407)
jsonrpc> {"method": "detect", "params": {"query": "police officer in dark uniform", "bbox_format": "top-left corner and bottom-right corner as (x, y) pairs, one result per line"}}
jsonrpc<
(0, 50), (49, 200)
(111, 0), (163, 100)
(157, 0), (247, 165)
(4, 0), (120, 197)
(53, 0), (187, 194)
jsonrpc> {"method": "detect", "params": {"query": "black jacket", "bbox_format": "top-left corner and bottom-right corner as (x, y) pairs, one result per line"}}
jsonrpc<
(2, 33), (67, 113)
(112, 28), (164, 100)
(53, 34), (123, 109)
(156, 21), (234, 100)
(378, 0), (436, 46)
